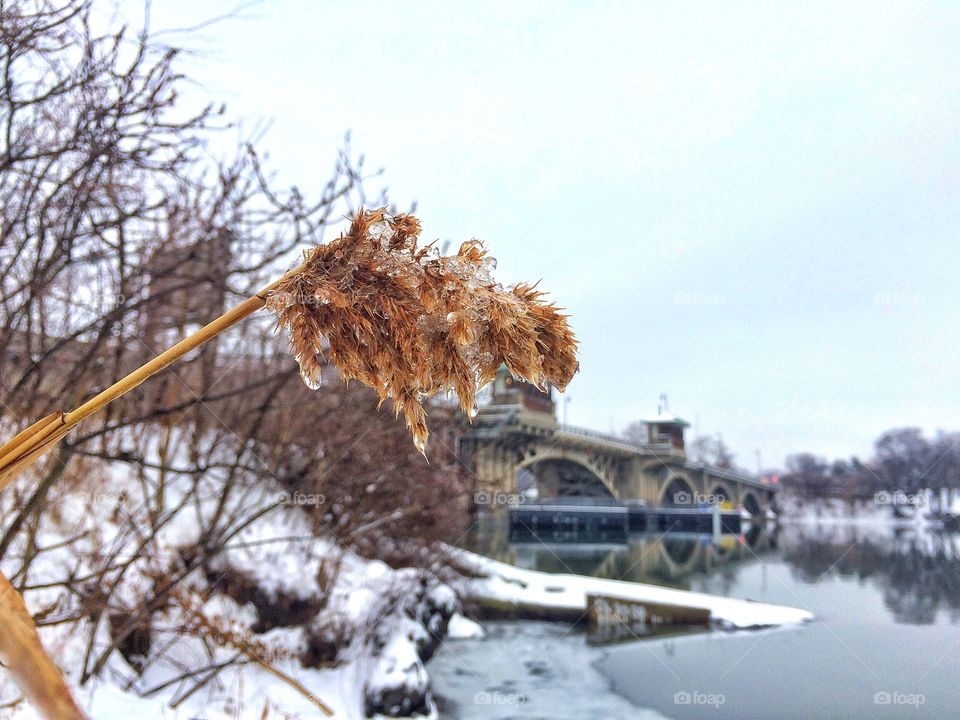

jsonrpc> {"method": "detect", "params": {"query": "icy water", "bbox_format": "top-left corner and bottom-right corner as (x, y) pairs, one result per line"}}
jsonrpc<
(429, 521), (960, 719)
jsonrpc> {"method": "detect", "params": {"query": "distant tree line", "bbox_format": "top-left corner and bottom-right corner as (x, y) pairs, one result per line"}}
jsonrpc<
(783, 428), (960, 508)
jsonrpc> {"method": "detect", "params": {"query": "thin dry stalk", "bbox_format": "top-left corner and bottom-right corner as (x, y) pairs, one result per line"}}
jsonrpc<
(170, 587), (334, 716)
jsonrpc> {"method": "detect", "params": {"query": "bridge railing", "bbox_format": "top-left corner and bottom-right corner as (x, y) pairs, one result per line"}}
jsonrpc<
(556, 423), (675, 454)
(474, 414), (773, 490)
(557, 425), (774, 490)
(692, 463), (776, 491)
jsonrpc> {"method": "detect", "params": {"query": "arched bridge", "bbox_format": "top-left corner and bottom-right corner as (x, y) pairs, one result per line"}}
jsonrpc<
(458, 377), (778, 517)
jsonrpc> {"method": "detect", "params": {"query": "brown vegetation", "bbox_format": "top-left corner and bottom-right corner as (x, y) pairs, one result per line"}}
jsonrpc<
(267, 208), (578, 452)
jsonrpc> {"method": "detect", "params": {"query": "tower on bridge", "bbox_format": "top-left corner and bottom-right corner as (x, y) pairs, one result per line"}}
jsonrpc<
(492, 363), (555, 416)
(641, 410), (690, 453)
(640, 394), (690, 453)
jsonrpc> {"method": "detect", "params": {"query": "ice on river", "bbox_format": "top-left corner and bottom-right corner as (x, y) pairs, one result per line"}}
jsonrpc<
(429, 621), (672, 720)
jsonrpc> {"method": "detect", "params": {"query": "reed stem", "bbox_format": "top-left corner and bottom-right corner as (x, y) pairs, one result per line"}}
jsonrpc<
(0, 273), (293, 488)
(64, 293), (267, 427)
(0, 274), (294, 720)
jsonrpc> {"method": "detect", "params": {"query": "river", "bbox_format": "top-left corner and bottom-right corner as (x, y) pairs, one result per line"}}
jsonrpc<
(429, 520), (960, 719)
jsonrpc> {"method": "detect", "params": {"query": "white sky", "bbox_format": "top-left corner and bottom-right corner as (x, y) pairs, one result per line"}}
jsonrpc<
(142, 0), (960, 468)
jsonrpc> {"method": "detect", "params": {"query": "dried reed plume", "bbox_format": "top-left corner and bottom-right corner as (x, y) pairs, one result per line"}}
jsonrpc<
(0, 208), (577, 720)
(265, 208), (578, 452)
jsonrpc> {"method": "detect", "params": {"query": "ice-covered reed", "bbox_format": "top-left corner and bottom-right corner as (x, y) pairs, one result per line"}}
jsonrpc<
(265, 208), (578, 452)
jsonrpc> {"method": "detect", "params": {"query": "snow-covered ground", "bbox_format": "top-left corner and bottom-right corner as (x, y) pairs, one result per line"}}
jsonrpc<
(0, 431), (457, 720)
(4, 514), (457, 720)
(454, 551), (814, 629)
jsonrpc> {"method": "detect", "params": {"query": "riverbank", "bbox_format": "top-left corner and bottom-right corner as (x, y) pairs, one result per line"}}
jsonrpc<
(2, 459), (815, 720)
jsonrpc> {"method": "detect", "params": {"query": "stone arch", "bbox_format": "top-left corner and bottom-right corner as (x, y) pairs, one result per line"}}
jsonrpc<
(741, 491), (762, 519)
(519, 451), (618, 500)
(659, 473), (696, 506)
(709, 481), (733, 507)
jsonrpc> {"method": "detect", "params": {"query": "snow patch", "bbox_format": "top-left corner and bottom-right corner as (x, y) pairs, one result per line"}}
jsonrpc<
(455, 549), (814, 629)
(446, 613), (485, 640)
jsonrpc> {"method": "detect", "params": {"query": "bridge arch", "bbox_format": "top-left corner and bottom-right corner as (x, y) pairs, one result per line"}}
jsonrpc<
(658, 536), (702, 575)
(659, 473), (696, 506)
(709, 481), (733, 506)
(519, 451), (618, 500)
(741, 491), (762, 519)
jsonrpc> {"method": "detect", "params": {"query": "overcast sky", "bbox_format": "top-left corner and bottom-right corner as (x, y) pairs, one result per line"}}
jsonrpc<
(143, 0), (960, 468)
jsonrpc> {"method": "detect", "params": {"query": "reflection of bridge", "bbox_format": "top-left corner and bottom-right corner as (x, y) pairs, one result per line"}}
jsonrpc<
(459, 369), (778, 516)
(471, 522), (774, 590)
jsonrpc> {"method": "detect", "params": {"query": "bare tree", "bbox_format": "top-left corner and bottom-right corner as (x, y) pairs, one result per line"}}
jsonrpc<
(689, 434), (737, 469)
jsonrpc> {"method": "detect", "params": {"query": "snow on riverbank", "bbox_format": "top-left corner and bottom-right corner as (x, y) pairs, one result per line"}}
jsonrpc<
(447, 613), (485, 639)
(5, 517), (455, 720)
(4, 533), (812, 720)
(453, 550), (814, 629)
(0, 439), (456, 720)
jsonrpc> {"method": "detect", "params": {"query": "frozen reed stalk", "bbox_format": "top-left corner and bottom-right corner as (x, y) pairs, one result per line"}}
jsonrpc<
(0, 208), (577, 484)
(0, 572), (86, 719)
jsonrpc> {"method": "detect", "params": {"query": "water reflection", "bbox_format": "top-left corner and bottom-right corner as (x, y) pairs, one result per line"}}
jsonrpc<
(467, 519), (774, 593)
(780, 524), (960, 625)
(467, 519), (960, 625)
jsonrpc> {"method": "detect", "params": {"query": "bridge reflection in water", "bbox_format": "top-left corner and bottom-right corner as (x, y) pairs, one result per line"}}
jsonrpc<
(467, 519), (960, 626)
(467, 518), (773, 593)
